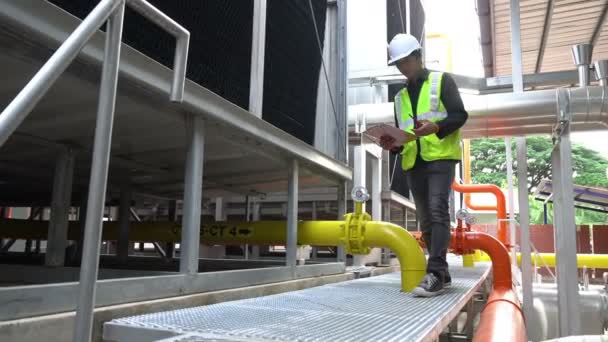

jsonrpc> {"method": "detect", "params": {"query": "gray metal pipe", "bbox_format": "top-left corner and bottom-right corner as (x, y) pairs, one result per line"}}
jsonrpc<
(572, 44), (593, 88)
(528, 287), (608, 341)
(348, 86), (608, 138)
(594, 60), (608, 86)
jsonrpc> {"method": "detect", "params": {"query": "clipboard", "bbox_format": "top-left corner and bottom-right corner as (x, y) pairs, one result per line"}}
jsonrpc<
(363, 124), (417, 149)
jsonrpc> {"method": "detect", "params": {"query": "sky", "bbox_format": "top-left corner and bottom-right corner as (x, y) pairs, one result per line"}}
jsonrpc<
(422, 0), (608, 160)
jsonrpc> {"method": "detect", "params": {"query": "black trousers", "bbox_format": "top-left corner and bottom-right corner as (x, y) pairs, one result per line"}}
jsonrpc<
(406, 160), (455, 280)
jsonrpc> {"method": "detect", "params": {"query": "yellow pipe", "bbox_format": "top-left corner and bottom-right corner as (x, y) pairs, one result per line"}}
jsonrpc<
(364, 221), (427, 291)
(478, 252), (608, 269)
(0, 218), (427, 292)
(463, 254), (475, 268)
(473, 249), (483, 262)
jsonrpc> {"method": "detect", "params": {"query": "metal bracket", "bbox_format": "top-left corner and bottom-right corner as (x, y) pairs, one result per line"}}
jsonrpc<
(553, 88), (572, 144)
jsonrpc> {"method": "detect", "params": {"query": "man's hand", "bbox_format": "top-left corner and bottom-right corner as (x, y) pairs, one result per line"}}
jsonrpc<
(379, 135), (396, 150)
(413, 120), (439, 137)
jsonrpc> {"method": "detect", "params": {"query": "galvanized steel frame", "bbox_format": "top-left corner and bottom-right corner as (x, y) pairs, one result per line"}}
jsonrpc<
(0, 262), (345, 322)
(552, 88), (581, 336)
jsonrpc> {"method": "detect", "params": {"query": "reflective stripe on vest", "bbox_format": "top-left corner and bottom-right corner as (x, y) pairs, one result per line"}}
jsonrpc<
(429, 71), (441, 111)
(395, 91), (406, 130)
(395, 71), (462, 171)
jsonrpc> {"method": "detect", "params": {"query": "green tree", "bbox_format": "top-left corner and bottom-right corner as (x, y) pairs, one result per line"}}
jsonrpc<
(469, 136), (608, 224)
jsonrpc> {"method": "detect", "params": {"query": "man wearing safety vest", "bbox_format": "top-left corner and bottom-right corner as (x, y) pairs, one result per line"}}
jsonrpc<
(380, 33), (468, 297)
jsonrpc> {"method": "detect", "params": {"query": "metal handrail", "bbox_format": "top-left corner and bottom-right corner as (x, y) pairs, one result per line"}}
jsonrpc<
(125, 0), (189, 102)
(0, 0), (189, 148)
(0, 0), (189, 340)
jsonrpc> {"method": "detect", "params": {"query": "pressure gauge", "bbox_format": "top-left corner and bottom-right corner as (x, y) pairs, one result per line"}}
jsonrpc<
(465, 215), (477, 226)
(456, 209), (469, 221)
(351, 186), (370, 203)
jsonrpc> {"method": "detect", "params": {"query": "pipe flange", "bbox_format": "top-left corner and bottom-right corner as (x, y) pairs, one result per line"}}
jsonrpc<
(452, 227), (474, 255)
(343, 211), (371, 255)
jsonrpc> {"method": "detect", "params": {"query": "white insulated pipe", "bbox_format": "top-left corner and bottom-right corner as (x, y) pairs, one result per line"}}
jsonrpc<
(348, 86), (608, 138)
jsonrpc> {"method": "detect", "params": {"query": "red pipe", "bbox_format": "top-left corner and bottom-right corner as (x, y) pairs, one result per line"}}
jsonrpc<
(451, 231), (526, 342)
(452, 181), (509, 246)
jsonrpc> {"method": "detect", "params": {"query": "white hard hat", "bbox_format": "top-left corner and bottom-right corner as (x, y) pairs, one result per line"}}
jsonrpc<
(387, 33), (421, 65)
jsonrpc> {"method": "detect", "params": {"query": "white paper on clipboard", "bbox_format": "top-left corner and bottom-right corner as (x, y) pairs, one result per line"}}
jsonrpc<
(363, 124), (417, 149)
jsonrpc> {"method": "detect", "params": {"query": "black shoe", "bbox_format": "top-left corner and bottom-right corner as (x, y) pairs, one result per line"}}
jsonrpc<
(412, 273), (445, 297)
(444, 272), (452, 288)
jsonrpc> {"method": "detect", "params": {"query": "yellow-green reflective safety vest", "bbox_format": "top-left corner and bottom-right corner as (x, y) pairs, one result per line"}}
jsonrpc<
(394, 72), (462, 171)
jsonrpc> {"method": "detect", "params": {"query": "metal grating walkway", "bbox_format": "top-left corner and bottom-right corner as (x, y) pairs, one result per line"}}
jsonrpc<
(104, 259), (491, 342)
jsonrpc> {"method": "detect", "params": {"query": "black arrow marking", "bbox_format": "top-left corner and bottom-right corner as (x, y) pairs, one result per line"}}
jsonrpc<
(238, 228), (252, 235)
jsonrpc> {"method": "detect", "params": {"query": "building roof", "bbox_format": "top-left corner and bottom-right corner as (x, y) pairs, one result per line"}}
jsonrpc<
(534, 179), (608, 213)
(479, 0), (608, 77)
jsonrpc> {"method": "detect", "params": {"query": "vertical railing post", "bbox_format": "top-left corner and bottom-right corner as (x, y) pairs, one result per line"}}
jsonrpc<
(516, 137), (534, 337)
(286, 159), (299, 268)
(336, 181), (347, 262)
(179, 115), (205, 274)
(45, 147), (75, 266)
(73, 3), (126, 341)
(117, 184), (131, 264)
(552, 89), (580, 337)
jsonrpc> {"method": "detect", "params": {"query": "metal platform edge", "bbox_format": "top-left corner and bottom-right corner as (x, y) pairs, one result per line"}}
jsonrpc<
(103, 261), (492, 342)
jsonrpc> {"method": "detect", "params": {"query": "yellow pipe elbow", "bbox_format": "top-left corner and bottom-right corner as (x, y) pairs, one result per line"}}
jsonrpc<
(363, 221), (427, 291)
(463, 254), (475, 268)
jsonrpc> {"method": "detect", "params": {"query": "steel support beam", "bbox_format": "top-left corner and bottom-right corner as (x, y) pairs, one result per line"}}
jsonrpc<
(352, 144), (366, 266)
(311, 201), (318, 259)
(505, 137), (517, 265)
(516, 137), (534, 336)
(381, 200), (392, 265)
(371, 156), (382, 222)
(165, 200), (177, 258)
(336, 0), (348, 162)
(244, 196), (251, 260)
(510, 0), (524, 92)
(117, 185), (131, 263)
(249, 0), (267, 117)
(336, 181), (347, 262)
(214, 198), (226, 222)
(251, 201), (261, 259)
(73, 4), (125, 341)
(286, 159), (299, 268)
(371, 153), (384, 265)
(179, 115), (205, 274)
(45, 148), (75, 266)
(552, 89), (580, 337)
